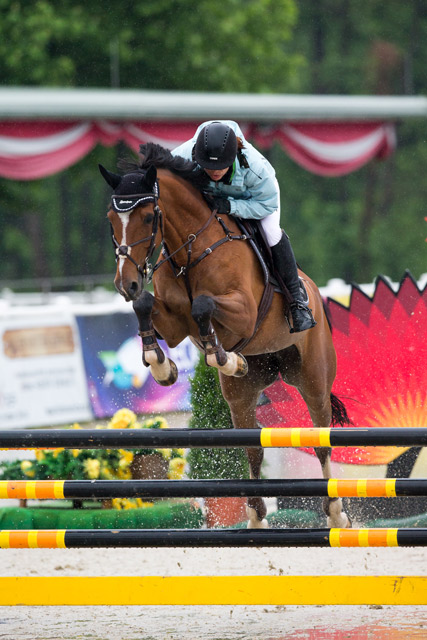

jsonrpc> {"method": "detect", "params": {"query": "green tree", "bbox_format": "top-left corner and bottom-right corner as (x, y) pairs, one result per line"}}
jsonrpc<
(187, 357), (249, 480)
(0, 0), (301, 282)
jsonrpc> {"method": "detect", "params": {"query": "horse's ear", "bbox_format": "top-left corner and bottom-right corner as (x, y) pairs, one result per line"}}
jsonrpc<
(99, 164), (121, 189)
(144, 165), (157, 190)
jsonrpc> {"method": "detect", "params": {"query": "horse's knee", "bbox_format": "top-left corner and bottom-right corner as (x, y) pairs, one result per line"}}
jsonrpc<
(133, 290), (155, 323)
(191, 295), (216, 333)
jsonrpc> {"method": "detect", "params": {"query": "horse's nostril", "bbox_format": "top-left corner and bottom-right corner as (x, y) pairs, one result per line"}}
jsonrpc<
(129, 281), (139, 296)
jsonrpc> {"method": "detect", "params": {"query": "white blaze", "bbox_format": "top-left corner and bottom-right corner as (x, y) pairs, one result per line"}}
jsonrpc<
(118, 213), (130, 281)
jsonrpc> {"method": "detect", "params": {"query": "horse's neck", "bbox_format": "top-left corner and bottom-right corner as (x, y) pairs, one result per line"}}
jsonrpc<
(159, 172), (210, 245)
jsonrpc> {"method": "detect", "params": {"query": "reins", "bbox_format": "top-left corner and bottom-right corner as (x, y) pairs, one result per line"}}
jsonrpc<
(110, 184), (250, 291)
(110, 180), (274, 351)
(159, 212), (251, 303)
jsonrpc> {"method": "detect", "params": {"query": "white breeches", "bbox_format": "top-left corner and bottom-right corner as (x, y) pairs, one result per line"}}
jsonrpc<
(260, 208), (282, 246)
(260, 178), (282, 246)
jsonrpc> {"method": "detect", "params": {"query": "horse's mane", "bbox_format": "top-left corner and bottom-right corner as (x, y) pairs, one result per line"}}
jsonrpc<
(118, 142), (209, 190)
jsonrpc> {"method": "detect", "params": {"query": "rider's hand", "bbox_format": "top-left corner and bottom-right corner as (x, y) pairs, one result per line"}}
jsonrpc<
(212, 197), (231, 215)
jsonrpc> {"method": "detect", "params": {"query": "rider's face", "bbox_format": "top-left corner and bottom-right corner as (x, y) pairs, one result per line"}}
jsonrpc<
(204, 167), (229, 182)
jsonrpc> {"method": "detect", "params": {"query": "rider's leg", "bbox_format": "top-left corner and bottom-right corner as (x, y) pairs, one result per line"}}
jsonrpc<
(261, 210), (316, 333)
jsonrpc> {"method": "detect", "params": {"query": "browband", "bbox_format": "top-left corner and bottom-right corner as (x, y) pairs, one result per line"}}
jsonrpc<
(111, 181), (159, 213)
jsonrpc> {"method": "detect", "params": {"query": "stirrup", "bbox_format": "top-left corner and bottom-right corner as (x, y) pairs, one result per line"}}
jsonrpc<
(289, 301), (317, 333)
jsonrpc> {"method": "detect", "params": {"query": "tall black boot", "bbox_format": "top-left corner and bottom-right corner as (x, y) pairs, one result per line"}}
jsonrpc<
(271, 232), (316, 333)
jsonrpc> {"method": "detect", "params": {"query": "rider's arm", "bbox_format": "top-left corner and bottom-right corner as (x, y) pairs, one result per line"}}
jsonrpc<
(229, 163), (279, 220)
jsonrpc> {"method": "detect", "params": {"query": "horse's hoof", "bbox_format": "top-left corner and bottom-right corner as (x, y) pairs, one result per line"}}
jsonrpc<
(233, 353), (248, 377)
(327, 512), (352, 529)
(246, 506), (268, 529)
(154, 358), (178, 387)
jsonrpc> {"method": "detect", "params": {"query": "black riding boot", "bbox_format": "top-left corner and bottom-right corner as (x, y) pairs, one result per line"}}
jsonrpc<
(271, 232), (316, 333)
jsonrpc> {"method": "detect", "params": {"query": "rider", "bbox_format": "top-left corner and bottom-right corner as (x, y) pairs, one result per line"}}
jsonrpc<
(172, 120), (316, 333)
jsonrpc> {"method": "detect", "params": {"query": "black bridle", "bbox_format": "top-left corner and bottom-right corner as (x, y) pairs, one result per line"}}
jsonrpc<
(110, 182), (162, 284)
(110, 180), (250, 294)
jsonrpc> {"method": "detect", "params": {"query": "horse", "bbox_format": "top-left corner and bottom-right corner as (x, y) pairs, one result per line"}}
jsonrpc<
(99, 142), (352, 529)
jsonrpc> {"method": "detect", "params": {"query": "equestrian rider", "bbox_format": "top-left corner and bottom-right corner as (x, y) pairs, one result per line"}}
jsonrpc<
(172, 120), (316, 333)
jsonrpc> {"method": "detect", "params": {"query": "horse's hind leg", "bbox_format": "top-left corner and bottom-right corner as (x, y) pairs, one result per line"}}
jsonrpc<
(304, 395), (351, 528)
(315, 446), (351, 528)
(133, 291), (178, 386)
(219, 355), (279, 529)
(191, 295), (248, 377)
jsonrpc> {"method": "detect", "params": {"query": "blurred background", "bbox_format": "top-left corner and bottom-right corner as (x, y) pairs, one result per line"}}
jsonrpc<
(0, 0), (426, 433)
(0, 0), (426, 291)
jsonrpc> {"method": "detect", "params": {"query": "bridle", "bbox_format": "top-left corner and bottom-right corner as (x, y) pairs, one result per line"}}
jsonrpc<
(110, 181), (162, 284)
(110, 179), (250, 293)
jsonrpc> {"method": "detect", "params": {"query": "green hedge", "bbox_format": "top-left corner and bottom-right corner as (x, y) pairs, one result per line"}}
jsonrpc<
(0, 500), (203, 530)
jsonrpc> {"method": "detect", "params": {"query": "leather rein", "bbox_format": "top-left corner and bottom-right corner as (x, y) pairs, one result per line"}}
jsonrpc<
(110, 181), (274, 351)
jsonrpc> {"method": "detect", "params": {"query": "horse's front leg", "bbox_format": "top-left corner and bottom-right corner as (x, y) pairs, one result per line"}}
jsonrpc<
(191, 295), (248, 377)
(133, 291), (178, 386)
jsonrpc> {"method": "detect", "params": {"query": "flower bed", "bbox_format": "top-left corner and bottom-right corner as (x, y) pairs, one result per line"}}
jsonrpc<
(0, 409), (187, 511)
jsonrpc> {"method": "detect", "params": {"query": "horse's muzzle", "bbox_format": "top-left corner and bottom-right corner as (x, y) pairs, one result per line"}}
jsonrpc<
(115, 276), (143, 301)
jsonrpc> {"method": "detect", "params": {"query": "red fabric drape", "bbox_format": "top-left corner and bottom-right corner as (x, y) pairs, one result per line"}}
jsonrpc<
(0, 120), (396, 180)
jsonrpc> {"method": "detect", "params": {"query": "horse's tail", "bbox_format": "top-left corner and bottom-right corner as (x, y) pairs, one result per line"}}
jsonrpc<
(322, 298), (352, 427)
(330, 393), (352, 427)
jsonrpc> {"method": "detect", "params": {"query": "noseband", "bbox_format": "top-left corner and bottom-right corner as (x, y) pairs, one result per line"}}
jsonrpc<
(110, 181), (162, 284)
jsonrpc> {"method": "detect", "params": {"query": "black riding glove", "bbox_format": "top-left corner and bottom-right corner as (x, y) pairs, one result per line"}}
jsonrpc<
(212, 197), (231, 215)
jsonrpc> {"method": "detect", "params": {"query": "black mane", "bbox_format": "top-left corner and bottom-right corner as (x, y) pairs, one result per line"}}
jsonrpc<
(118, 142), (209, 190)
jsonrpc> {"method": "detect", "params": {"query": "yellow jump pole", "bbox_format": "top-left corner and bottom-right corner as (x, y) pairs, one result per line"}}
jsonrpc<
(1, 576), (426, 606)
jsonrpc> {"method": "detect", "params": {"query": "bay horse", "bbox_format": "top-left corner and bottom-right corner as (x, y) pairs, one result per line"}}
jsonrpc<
(99, 143), (351, 529)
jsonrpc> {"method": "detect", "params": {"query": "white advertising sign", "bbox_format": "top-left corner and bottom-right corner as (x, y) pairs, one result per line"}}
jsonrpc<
(0, 310), (92, 429)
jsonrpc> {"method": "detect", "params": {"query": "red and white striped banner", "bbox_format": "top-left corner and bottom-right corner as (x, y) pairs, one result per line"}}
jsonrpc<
(0, 120), (396, 180)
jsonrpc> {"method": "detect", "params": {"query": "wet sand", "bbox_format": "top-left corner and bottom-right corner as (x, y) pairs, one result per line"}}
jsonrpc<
(1, 545), (426, 639)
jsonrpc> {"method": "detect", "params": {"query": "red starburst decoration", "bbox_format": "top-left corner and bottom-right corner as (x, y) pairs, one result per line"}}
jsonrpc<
(256, 272), (427, 465)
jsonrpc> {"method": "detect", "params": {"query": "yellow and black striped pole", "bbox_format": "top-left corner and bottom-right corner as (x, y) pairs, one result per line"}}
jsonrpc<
(0, 528), (426, 549)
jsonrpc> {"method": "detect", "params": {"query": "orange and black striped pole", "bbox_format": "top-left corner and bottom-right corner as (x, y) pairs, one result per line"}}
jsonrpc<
(1, 478), (427, 500)
(1, 528), (427, 549)
(1, 427), (427, 449)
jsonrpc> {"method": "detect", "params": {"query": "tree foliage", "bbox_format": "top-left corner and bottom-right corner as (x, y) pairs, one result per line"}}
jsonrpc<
(0, 0), (426, 285)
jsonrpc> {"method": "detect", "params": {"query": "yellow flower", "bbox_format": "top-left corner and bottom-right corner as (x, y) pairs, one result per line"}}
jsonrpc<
(71, 449), (81, 458)
(158, 417), (169, 429)
(83, 458), (100, 479)
(20, 460), (35, 478)
(168, 458), (186, 479)
(35, 450), (45, 462)
(123, 499), (137, 510)
(173, 448), (186, 458)
(116, 467), (132, 480)
(159, 448), (172, 460)
(100, 462), (115, 479)
(112, 498), (124, 510)
(109, 408), (137, 429)
(118, 450), (134, 467)
(52, 448), (64, 459)
(136, 498), (154, 508)
(71, 423), (82, 430)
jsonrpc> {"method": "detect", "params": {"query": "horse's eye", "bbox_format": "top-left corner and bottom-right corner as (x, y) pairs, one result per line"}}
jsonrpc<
(145, 214), (154, 224)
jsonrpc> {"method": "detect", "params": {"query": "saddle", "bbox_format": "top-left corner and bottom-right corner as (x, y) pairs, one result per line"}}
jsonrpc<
(230, 218), (293, 352)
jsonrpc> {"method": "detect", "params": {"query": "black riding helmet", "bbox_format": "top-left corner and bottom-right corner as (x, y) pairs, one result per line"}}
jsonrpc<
(194, 122), (238, 170)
